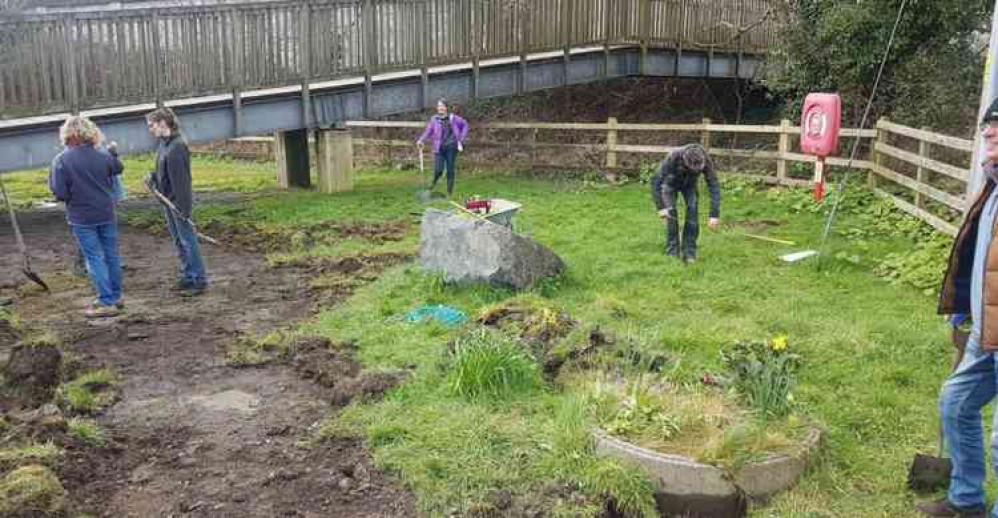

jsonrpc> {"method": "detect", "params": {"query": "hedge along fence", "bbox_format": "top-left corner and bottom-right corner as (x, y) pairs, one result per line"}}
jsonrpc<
(341, 118), (979, 235)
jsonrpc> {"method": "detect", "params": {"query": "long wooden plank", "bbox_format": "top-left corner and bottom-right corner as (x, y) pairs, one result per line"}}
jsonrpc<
(877, 119), (974, 152)
(345, 120), (874, 136)
(874, 188), (958, 236)
(871, 163), (966, 211)
(617, 122), (777, 133)
(875, 142), (969, 182)
(777, 126), (877, 138)
(781, 152), (874, 170)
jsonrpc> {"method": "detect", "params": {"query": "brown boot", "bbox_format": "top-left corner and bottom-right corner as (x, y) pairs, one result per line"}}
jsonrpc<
(916, 498), (987, 518)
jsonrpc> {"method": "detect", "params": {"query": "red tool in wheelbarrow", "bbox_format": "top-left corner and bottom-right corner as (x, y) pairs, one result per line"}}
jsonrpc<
(800, 93), (842, 202)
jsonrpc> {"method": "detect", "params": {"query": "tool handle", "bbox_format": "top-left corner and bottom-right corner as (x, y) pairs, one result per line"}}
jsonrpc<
(0, 174), (30, 265)
(144, 180), (218, 245)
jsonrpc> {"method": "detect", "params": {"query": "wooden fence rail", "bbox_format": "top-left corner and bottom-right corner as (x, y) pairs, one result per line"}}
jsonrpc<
(0, 0), (777, 118)
(340, 117), (970, 235)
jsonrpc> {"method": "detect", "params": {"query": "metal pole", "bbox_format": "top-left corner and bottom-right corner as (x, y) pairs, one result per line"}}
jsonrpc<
(967, 0), (998, 200)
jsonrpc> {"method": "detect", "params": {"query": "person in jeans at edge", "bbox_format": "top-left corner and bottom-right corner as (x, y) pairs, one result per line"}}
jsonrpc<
(649, 143), (721, 263)
(145, 107), (208, 297)
(917, 97), (998, 518)
(48, 115), (125, 318)
(417, 98), (469, 198)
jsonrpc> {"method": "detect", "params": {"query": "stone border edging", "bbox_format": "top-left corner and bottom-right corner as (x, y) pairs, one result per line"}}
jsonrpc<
(594, 428), (821, 516)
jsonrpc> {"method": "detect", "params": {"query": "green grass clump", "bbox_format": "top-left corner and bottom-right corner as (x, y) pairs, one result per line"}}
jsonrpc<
(0, 465), (67, 515)
(67, 418), (107, 447)
(57, 369), (118, 414)
(444, 329), (542, 401)
(0, 442), (62, 471)
(224, 331), (298, 367)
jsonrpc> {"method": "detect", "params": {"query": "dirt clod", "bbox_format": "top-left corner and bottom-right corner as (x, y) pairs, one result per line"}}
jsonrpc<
(329, 370), (406, 406)
(4, 344), (62, 407)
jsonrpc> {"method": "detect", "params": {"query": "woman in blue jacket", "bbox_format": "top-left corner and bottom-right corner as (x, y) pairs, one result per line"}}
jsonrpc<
(48, 116), (125, 318)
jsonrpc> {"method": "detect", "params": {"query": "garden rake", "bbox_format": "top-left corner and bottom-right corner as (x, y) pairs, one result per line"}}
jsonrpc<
(143, 177), (220, 245)
(0, 173), (49, 291)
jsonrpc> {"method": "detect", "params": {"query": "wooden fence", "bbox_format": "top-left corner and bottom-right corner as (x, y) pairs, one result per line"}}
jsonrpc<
(869, 119), (974, 235)
(0, 0), (777, 118)
(342, 118), (973, 235)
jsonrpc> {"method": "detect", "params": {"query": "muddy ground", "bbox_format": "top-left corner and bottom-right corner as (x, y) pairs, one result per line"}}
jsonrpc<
(0, 205), (416, 517)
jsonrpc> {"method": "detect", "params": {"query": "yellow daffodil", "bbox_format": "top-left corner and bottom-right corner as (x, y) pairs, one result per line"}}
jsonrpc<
(771, 335), (789, 352)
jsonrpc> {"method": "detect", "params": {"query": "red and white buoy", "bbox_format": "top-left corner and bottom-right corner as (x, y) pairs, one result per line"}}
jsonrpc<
(800, 93), (841, 202)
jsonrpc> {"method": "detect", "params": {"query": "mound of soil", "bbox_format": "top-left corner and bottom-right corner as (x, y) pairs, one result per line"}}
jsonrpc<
(289, 337), (406, 407)
(4, 345), (62, 408)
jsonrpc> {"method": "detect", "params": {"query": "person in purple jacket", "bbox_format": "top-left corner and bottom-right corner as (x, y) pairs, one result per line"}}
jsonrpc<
(48, 116), (125, 318)
(416, 99), (468, 198)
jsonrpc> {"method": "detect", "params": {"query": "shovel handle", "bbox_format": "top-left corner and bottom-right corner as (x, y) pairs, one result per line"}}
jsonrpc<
(0, 174), (27, 256)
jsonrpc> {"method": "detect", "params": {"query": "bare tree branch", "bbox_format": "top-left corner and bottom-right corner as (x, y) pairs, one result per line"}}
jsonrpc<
(687, 8), (776, 49)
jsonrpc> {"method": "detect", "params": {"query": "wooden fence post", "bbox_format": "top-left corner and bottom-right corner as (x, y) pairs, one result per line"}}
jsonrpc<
(363, 0), (374, 117)
(606, 117), (618, 169)
(870, 119), (884, 190)
(700, 118), (711, 151)
(62, 16), (80, 114)
(639, 0), (651, 75)
(151, 10), (164, 108)
(777, 119), (790, 184)
(915, 127), (929, 208)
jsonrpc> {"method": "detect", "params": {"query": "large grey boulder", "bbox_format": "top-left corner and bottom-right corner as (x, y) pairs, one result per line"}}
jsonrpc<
(419, 209), (565, 290)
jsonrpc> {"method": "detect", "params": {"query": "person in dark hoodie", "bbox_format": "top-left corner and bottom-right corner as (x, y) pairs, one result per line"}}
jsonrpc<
(145, 107), (207, 296)
(48, 115), (125, 318)
(417, 99), (469, 198)
(649, 143), (721, 263)
(916, 98), (998, 518)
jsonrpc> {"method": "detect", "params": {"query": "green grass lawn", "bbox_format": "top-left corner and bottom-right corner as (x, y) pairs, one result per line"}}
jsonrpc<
(1, 154), (277, 206)
(3, 159), (971, 516)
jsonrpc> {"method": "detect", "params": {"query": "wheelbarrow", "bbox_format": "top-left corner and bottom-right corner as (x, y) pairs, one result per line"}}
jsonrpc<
(452, 198), (522, 230)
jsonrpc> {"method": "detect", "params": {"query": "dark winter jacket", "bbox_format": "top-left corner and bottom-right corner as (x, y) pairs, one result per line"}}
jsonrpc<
(152, 135), (194, 217)
(48, 144), (124, 226)
(649, 145), (721, 218)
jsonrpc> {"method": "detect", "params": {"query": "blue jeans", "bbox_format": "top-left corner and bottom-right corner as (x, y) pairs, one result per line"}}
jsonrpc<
(940, 337), (998, 515)
(165, 210), (207, 287)
(71, 222), (122, 306)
